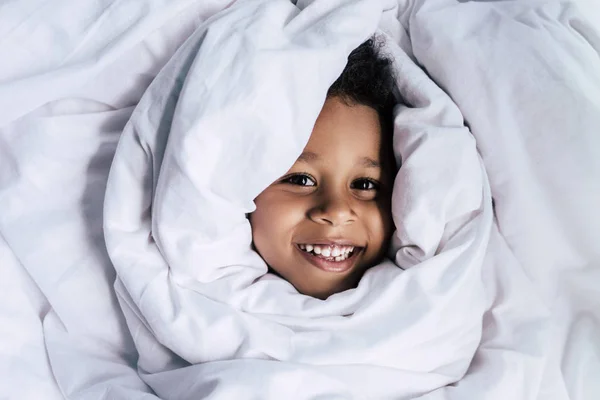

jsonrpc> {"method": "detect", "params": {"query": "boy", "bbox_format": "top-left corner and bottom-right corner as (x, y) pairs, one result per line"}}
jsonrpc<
(249, 39), (397, 299)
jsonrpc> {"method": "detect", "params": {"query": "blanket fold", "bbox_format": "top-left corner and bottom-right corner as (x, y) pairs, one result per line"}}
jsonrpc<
(104, 0), (493, 397)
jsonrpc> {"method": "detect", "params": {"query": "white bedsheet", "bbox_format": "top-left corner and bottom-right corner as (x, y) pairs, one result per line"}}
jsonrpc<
(1, 0), (598, 399)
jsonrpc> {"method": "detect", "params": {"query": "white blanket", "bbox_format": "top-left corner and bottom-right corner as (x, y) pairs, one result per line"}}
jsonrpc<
(104, 0), (494, 398)
(1, 0), (598, 399)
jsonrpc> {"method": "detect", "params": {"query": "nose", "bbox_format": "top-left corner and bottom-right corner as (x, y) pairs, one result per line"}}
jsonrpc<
(308, 187), (356, 227)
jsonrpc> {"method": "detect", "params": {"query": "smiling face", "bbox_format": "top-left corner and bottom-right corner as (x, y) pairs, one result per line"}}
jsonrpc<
(249, 96), (395, 299)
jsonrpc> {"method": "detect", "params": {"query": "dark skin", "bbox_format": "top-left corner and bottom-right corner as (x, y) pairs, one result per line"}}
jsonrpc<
(249, 96), (395, 299)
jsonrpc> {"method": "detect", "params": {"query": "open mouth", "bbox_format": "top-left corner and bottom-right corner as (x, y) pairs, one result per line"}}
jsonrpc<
(295, 243), (363, 273)
(298, 243), (356, 261)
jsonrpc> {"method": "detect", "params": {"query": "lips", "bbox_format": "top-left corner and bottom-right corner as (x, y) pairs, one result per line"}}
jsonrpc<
(295, 242), (363, 273)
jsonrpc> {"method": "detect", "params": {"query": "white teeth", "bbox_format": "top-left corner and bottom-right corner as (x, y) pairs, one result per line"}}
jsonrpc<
(299, 243), (358, 262)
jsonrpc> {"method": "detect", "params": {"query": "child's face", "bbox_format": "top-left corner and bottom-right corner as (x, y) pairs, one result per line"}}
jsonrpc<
(249, 96), (395, 299)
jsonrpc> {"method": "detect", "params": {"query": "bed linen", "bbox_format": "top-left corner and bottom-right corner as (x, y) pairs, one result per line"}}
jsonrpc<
(0, 0), (598, 399)
(103, 0), (496, 398)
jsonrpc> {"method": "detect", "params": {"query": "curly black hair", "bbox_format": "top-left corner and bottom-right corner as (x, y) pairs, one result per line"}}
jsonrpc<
(327, 38), (396, 134)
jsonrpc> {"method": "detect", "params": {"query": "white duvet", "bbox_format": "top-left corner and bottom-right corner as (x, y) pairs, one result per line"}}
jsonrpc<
(1, 0), (599, 399)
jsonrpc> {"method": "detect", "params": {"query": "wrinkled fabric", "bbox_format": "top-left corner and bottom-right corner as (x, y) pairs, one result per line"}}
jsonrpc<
(0, 0), (598, 399)
(102, 0), (499, 398)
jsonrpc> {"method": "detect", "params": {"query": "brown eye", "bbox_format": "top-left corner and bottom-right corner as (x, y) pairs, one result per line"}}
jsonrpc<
(282, 174), (316, 187)
(351, 178), (379, 191)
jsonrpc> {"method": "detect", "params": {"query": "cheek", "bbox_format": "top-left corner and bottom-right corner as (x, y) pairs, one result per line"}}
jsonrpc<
(250, 192), (306, 259)
(363, 200), (394, 253)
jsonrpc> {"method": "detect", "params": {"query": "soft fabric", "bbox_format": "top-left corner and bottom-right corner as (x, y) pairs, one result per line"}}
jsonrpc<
(102, 0), (494, 398)
(404, 0), (600, 397)
(0, 0), (598, 399)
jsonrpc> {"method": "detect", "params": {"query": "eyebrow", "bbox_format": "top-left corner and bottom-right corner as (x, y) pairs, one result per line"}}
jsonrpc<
(297, 151), (381, 169)
(297, 151), (320, 162)
(359, 156), (381, 169)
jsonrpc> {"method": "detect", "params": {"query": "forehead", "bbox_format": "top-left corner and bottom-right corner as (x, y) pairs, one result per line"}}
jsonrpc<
(304, 97), (382, 158)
